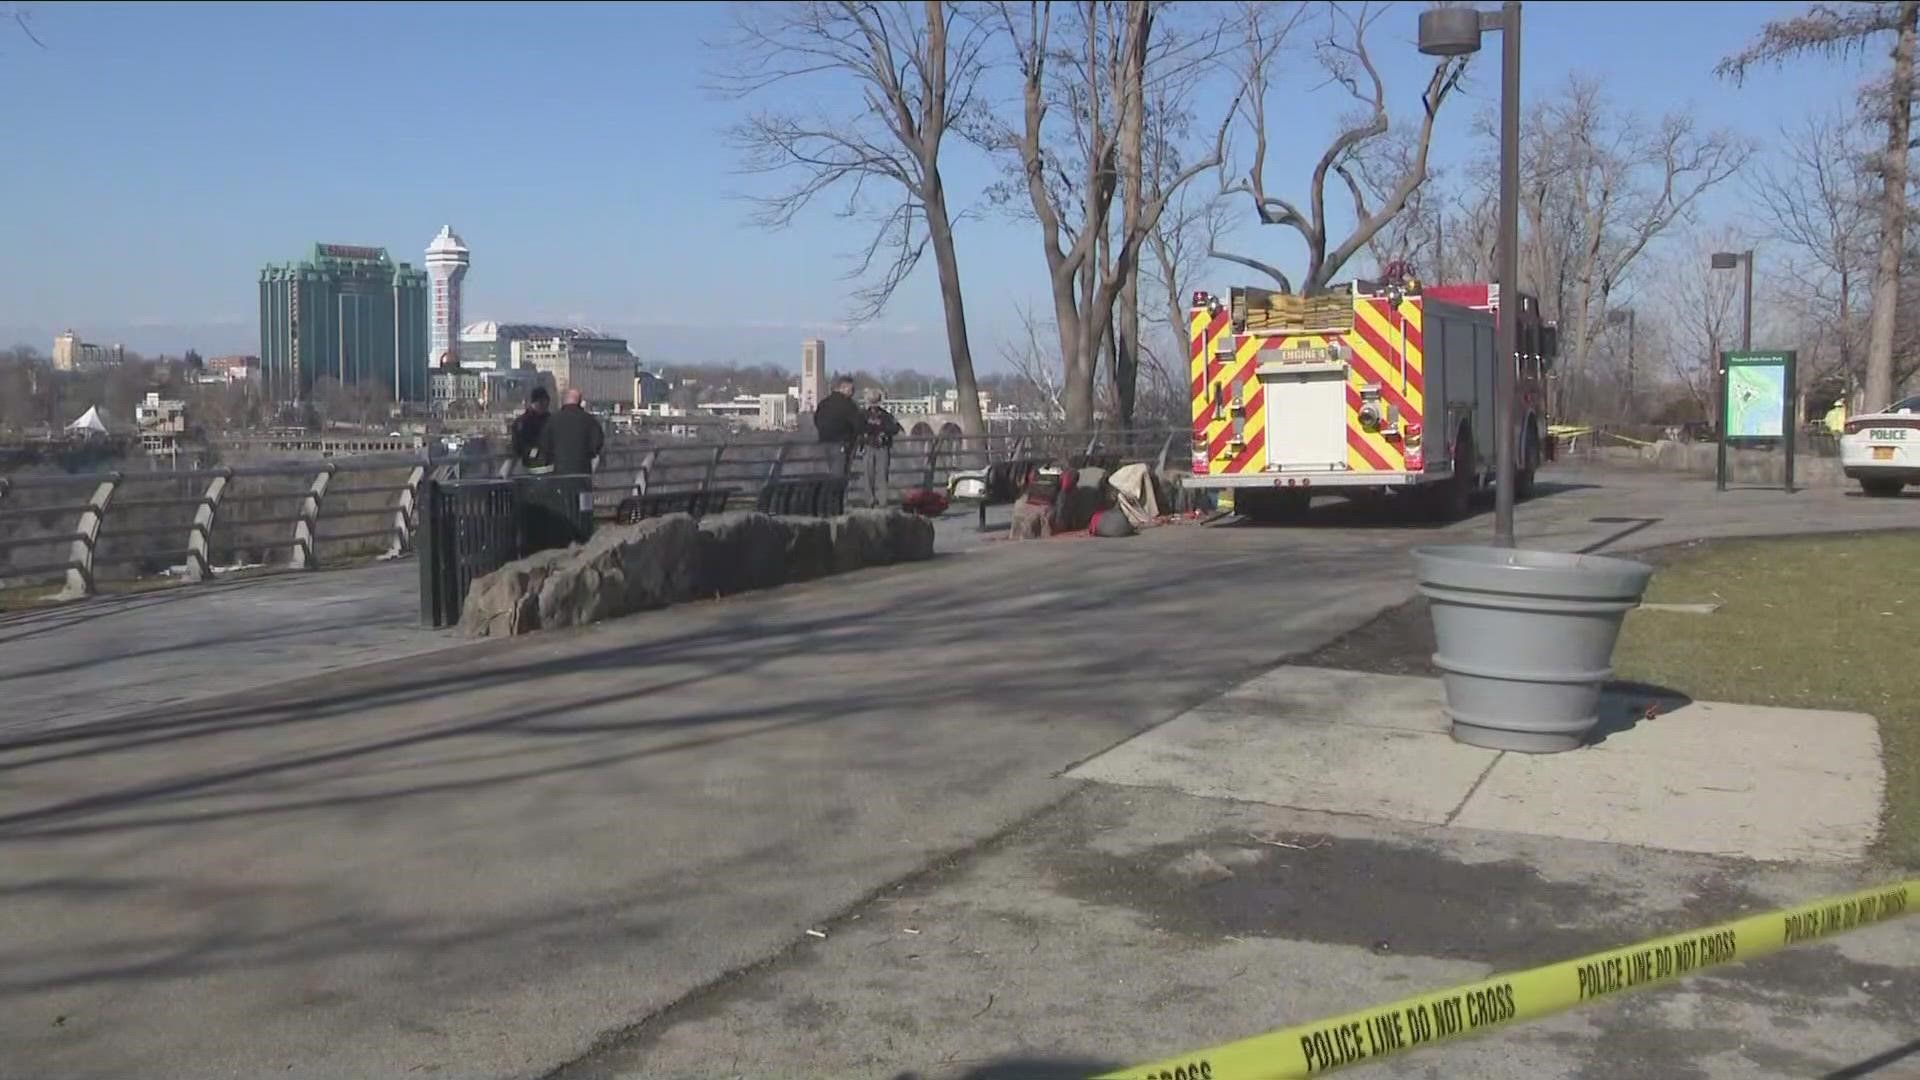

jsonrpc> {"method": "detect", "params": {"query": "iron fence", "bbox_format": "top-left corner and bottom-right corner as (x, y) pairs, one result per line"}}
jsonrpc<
(0, 428), (1188, 600)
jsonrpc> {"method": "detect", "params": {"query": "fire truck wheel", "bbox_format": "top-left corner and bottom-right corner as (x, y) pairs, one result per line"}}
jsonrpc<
(1515, 425), (1540, 501)
(1237, 488), (1310, 523)
(1427, 432), (1474, 522)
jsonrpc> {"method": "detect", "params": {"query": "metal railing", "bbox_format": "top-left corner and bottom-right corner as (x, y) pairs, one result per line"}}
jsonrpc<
(0, 428), (1186, 600)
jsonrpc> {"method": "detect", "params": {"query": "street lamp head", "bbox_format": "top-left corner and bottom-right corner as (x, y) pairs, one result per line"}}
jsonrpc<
(1710, 252), (1740, 269)
(1418, 8), (1484, 56)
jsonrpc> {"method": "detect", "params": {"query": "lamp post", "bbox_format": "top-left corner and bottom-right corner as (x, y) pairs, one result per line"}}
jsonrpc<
(1607, 307), (1636, 419)
(1421, 2), (1521, 548)
(1710, 250), (1754, 351)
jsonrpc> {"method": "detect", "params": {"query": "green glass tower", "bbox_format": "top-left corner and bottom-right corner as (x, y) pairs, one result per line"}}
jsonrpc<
(259, 244), (430, 403)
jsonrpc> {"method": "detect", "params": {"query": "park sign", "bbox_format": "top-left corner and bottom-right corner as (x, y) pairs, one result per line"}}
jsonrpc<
(1716, 350), (1798, 494)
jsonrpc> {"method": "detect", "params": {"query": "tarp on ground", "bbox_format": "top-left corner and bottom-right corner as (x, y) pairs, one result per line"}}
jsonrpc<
(1108, 462), (1161, 529)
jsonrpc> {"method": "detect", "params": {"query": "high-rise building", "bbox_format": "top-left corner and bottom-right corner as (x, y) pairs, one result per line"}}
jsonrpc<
(512, 328), (637, 408)
(424, 226), (469, 369)
(258, 243), (430, 403)
(800, 338), (827, 415)
(51, 330), (124, 372)
(458, 321), (568, 372)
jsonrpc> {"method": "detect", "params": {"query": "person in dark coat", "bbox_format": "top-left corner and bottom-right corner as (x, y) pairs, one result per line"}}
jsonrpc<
(812, 376), (864, 477)
(859, 388), (903, 507)
(538, 388), (605, 476)
(509, 386), (552, 471)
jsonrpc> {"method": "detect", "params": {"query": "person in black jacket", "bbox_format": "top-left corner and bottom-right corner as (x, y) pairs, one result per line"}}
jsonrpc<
(812, 376), (864, 477)
(538, 388), (605, 476)
(509, 387), (551, 471)
(859, 388), (903, 507)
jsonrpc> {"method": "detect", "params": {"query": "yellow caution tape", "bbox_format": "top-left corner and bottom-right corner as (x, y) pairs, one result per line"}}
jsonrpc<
(1102, 879), (1914, 1080)
(1598, 430), (1655, 447)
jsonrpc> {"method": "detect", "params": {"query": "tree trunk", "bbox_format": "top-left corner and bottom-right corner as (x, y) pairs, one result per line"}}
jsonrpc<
(1865, 0), (1916, 410)
(1115, 269), (1140, 427)
(923, 178), (985, 438)
(1053, 265), (1091, 430)
(1840, 268), (1858, 411)
(1114, 2), (1146, 430)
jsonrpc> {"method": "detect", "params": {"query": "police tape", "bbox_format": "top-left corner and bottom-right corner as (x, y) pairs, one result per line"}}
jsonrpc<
(1101, 879), (1914, 1080)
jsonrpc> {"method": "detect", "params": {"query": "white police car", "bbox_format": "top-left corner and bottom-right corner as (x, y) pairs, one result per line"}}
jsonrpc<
(1840, 394), (1920, 496)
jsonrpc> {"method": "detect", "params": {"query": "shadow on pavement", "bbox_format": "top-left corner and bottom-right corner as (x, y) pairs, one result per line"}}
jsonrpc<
(1218, 475), (1602, 533)
(893, 1060), (1119, 1080)
(0, 531), (1353, 844)
(1586, 681), (1695, 746)
(1823, 1037), (1920, 1079)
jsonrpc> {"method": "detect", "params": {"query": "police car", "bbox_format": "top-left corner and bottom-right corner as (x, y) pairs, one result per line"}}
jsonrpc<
(1840, 394), (1920, 496)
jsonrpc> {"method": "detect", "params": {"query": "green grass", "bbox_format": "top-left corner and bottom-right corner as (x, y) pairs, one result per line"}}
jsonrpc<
(1612, 532), (1920, 868)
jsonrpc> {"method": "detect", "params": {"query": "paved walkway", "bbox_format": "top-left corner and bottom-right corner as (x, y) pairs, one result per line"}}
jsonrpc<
(0, 467), (1914, 1079)
(0, 508), (1011, 737)
(1071, 665), (1883, 862)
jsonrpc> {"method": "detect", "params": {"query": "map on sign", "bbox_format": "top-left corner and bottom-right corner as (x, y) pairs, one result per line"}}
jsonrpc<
(1725, 360), (1786, 439)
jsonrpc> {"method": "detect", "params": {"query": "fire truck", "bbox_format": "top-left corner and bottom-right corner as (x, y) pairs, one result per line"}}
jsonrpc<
(1186, 276), (1556, 521)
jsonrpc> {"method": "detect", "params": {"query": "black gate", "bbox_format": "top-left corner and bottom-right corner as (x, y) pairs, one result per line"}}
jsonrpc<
(417, 474), (596, 628)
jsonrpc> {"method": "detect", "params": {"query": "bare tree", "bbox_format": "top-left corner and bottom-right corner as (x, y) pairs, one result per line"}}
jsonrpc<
(1720, 0), (1918, 409)
(714, 1), (991, 436)
(1747, 110), (1877, 406)
(2, 3), (45, 49)
(1482, 78), (1749, 409)
(983, 1), (1236, 428)
(999, 303), (1072, 422)
(1210, 2), (1467, 295)
(1651, 230), (1744, 415)
(1349, 126), (1452, 280)
(982, 0), (1239, 431)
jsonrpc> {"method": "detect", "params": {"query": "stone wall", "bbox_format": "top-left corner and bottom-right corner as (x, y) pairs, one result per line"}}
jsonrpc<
(458, 509), (936, 638)
(1593, 443), (1844, 487)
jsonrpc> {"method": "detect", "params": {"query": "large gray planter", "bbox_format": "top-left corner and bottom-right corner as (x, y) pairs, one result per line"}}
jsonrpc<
(1413, 545), (1655, 753)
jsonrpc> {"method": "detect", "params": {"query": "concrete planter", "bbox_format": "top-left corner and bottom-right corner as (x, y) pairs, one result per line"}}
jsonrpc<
(1413, 545), (1655, 753)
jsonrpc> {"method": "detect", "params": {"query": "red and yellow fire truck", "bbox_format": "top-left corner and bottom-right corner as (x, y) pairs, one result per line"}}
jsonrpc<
(1186, 277), (1556, 521)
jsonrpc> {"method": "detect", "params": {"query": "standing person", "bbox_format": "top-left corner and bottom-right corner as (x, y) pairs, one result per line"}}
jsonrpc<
(509, 386), (552, 472)
(860, 388), (902, 508)
(538, 387), (605, 476)
(812, 375), (863, 478)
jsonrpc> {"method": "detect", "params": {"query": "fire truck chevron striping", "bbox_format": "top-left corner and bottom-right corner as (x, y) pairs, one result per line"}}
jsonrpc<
(1187, 278), (1555, 522)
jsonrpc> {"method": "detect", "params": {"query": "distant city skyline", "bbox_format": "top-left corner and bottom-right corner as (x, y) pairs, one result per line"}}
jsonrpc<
(0, 2), (1887, 372)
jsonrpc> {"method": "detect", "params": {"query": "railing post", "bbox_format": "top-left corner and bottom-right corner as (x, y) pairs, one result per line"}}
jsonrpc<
(765, 442), (790, 486)
(387, 464), (428, 557)
(185, 468), (232, 582)
(923, 434), (944, 488)
(1155, 431), (1177, 475)
(702, 443), (726, 491)
(631, 450), (658, 499)
(56, 473), (120, 601)
(291, 464), (335, 570)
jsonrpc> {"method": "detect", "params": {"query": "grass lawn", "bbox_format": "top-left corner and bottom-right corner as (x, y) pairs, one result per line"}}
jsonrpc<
(1612, 531), (1920, 868)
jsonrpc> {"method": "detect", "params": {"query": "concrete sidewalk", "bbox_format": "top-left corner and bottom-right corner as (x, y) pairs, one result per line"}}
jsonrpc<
(0, 507), (1012, 738)
(602, 785), (1919, 1080)
(1070, 665), (1885, 863)
(0, 521), (1415, 1080)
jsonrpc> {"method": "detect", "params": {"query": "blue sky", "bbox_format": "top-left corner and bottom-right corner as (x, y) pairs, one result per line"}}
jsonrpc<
(0, 1), (1883, 372)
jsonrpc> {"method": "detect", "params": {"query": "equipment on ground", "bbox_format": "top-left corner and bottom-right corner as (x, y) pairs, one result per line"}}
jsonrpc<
(1186, 276), (1555, 522)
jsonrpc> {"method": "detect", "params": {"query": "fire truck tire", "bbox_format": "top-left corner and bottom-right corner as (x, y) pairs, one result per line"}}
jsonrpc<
(1237, 488), (1310, 523)
(1427, 431), (1474, 522)
(1515, 424), (1540, 501)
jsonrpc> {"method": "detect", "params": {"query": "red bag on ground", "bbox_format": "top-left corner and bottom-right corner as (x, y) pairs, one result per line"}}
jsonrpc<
(901, 487), (950, 516)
